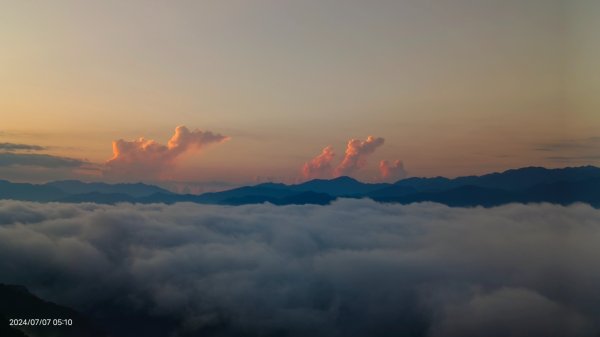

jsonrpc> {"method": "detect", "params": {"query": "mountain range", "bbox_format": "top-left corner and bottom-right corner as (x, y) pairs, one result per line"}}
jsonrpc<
(1, 166), (599, 207)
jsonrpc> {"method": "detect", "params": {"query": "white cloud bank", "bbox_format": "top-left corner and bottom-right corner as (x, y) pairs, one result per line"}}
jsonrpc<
(0, 200), (598, 336)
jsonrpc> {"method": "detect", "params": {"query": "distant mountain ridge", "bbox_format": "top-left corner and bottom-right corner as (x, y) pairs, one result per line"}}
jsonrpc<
(0, 180), (170, 202)
(0, 166), (599, 207)
(391, 165), (600, 191)
(45, 180), (171, 197)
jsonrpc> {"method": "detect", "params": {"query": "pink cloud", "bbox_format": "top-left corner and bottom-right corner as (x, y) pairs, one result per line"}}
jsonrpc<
(379, 159), (407, 182)
(302, 146), (335, 179)
(105, 126), (229, 181)
(334, 136), (385, 177)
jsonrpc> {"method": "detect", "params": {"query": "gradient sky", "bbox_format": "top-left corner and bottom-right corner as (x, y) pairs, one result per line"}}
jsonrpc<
(1, 0), (598, 190)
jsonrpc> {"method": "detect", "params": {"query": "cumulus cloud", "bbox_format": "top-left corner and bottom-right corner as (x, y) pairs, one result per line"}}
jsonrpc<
(0, 153), (85, 168)
(0, 143), (46, 152)
(379, 159), (407, 182)
(302, 146), (335, 179)
(301, 136), (386, 180)
(0, 200), (598, 337)
(335, 136), (385, 177)
(105, 126), (229, 180)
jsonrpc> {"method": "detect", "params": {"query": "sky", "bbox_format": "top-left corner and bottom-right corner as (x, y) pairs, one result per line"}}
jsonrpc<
(1, 0), (598, 190)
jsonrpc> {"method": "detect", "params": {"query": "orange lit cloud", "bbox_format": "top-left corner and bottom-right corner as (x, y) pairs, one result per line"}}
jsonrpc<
(335, 136), (385, 177)
(302, 146), (335, 179)
(379, 159), (406, 182)
(105, 126), (229, 181)
(301, 136), (386, 180)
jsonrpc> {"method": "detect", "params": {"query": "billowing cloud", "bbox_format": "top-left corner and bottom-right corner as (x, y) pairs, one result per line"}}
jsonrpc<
(105, 126), (229, 180)
(0, 200), (598, 336)
(0, 153), (85, 168)
(335, 136), (385, 177)
(0, 143), (46, 152)
(430, 287), (592, 337)
(301, 136), (386, 180)
(302, 146), (335, 179)
(379, 159), (407, 182)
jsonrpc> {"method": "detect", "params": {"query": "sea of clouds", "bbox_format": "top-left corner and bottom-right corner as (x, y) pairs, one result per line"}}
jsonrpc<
(0, 199), (599, 336)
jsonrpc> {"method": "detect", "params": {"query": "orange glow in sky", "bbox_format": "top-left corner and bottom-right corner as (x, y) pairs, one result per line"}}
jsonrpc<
(0, 0), (598, 187)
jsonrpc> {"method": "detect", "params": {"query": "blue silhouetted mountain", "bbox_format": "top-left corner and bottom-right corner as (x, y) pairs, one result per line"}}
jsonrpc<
(192, 185), (297, 204)
(364, 185), (418, 198)
(46, 180), (171, 197)
(220, 191), (335, 206)
(389, 177), (452, 192)
(519, 177), (600, 206)
(189, 166), (600, 206)
(372, 185), (516, 207)
(290, 176), (390, 196)
(0, 180), (68, 202)
(0, 166), (599, 207)
(58, 192), (138, 204)
(392, 166), (600, 192)
(369, 166), (600, 207)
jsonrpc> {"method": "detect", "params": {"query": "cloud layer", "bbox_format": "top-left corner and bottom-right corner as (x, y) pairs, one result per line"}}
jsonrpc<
(0, 200), (598, 336)
(302, 136), (386, 180)
(302, 146), (335, 179)
(379, 159), (407, 182)
(0, 153), (85, 168)
(0, 143), (46, 152)
(335, 136), (385, 176)
(105, 126), (229, 180)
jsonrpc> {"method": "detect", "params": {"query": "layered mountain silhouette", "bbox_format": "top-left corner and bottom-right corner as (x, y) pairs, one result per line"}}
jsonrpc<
(0, 180), (170, 202)
(0, 284), (106, 337)
(1, 166), (599, 207)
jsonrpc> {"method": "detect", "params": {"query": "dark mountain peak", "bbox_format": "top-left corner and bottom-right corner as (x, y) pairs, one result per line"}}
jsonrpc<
(501, 165), (546, 172)
(331, 175), (359, 183)
(294, 176), (389, 197)
(300, 176), (360, 186)
(254, 182), (289, 189)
